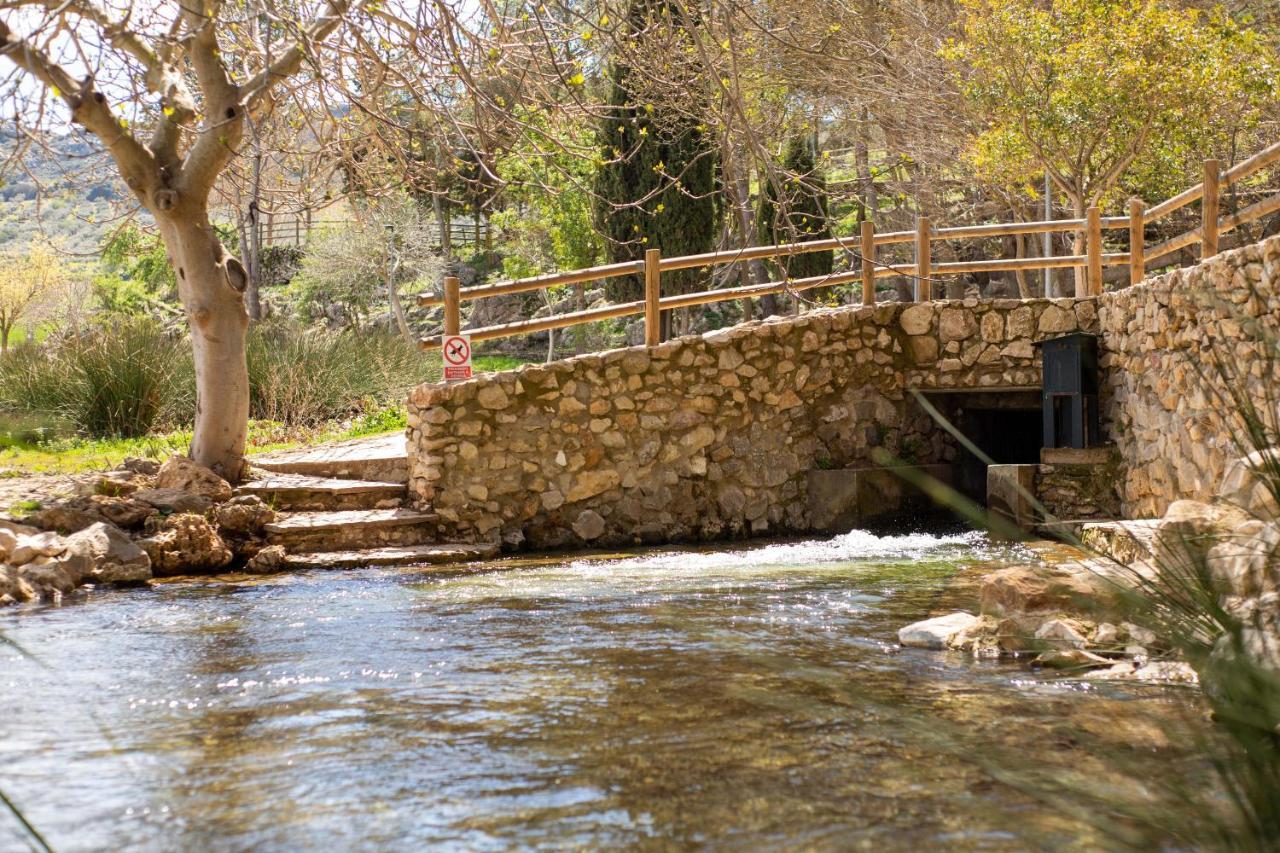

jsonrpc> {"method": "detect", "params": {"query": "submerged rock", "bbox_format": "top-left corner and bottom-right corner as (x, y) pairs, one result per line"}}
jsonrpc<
(898, 612), (979, 649)
(979, 565), (1110, 617)
(1033, 649), (1113, 670)
(1086, 660), (1199, 684)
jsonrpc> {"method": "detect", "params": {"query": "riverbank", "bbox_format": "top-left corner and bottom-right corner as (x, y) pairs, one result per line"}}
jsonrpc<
(899, 445), (1280, 683)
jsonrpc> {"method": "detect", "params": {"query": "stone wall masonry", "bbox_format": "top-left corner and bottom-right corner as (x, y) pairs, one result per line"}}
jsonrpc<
(408, 297), (1098, 549)
(1098, 235), (1280, 518)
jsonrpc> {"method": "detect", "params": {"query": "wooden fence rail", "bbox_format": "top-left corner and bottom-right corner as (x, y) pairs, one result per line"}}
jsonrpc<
(420, 139), (1280, 352)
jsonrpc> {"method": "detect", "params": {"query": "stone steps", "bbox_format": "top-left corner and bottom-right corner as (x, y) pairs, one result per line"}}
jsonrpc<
(282, 542), (500, 570)
(246, 434), (500, 569)
(265, 507), (440, 553)
(237, 473), (405, 511)
(250, 433), (409, 484)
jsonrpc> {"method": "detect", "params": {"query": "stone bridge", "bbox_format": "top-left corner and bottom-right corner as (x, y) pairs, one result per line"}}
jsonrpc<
(406, 235), (1280, 548)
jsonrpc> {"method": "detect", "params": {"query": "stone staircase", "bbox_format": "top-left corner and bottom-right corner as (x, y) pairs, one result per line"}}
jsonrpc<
(241, 435), (498, 571)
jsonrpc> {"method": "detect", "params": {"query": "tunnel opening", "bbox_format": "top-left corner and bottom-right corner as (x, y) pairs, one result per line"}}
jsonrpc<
(922, 390), (1043, 505)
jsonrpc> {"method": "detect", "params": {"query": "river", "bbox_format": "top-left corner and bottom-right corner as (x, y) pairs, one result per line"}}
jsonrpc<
(1, 528), (1210, 850)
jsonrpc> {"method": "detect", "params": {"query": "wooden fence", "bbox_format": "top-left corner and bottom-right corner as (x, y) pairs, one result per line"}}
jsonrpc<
(420, 141), (1280, 351)
(253, 217), (487, 248)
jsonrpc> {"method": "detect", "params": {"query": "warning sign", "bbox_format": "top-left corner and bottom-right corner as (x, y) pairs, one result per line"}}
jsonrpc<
(442, 334), (473, 381)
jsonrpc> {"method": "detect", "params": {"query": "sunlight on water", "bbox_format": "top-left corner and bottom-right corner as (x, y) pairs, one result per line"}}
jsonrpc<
(0, 528), (1204, 850)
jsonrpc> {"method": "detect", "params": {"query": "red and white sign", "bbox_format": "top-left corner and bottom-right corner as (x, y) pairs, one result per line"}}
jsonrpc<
(442, 334), (473, 381)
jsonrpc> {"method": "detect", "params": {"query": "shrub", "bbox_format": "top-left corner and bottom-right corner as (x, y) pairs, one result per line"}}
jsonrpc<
(246, 321), (436, 425)
(0, 319), (192, 437)
(0, 318), (438, 437)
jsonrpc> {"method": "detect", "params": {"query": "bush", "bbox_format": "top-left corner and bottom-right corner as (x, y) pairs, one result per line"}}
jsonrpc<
(0, 319), (191, 437)
(0, 318), (437, 437)
(246, 321), (435, 425)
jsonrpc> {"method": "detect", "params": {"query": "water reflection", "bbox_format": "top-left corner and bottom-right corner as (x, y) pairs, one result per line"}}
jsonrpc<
(1, 529), (1206, 850)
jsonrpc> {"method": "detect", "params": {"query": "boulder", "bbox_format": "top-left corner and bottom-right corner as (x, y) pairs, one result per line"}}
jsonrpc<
(16, 561), (78, 600)
(0, 527), (18, 560)
(1205, 520), (1280, 600)
(1218, 447), (1280, 521)
(1152, 499), (1249, 576)
(120, 457), (161, 476)
(571, 509), (606, 541)
(154, 455), (233, 502)
(0, 565), (35, 604)
(1033, 617), (1091, 650)
(0, 518), (40, 538)
(93, 470), (145, 497)
(139, 513), (233, 577)
(9, 532), (67, 565)
(979, 565), (1111, 617)
(133, 488), (214, 516)
(211, 495), (275, 537)
(64, 522), (152, 585)
(1086, 660), (1199, 684)
(898, 612), (979, 649)
(246, 544), (287, 574)
(29, 495), (157, 533)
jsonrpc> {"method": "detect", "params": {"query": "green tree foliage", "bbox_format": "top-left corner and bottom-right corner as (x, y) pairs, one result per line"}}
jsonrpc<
(944, 0), (1278, 214)
(491, 118), (604, 280)
(758, 135), (834, 282)
(593, 0), (721, 305)
(94, 222), (238, 314)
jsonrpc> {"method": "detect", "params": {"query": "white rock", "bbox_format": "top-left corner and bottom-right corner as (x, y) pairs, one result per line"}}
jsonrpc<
(898, 612), (979, 649)
(1218, 447), (1280, 520)
(1034, 618), (1090, 650)
(9, 532), (66, 566)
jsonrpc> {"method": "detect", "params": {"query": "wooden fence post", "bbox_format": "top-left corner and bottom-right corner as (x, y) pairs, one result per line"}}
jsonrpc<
(1202, 158), (1220, 259)
(644, 248), (662, 346)
(1085, 206), (1103, 297)
(1128, 198), (1145, 286)
(444, 276), (460, 337)
(915, 215), (932, 302)
(861, 219), (875, 306)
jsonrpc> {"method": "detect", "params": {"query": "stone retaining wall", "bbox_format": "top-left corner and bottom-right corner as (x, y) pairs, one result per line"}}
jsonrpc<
(408, 297), (1097, 547)
(1098, 236), (1280, 518)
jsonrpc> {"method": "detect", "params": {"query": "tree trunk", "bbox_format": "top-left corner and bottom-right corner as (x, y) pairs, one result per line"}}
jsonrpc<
(727, 164), (775, 317)
(1013, 232), (1032, 298)
(386, 257), (414, 345)
(434, 193), (452, 258)
(1069, 195), (1087, 296)
(0, 326), (9, 356)
(157, 210), (251, 481)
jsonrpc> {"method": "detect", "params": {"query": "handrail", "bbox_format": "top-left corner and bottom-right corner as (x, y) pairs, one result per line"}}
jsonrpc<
(1145, 139), (1280, 222)
(419, 140), (1280, 353)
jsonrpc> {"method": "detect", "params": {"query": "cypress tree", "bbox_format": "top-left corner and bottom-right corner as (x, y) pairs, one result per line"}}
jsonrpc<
(593, 0), (720, 314)
(759, 134), (834, 283)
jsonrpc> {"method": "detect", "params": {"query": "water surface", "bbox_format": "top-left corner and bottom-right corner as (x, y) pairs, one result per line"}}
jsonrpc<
(1, 529), (1207, 850)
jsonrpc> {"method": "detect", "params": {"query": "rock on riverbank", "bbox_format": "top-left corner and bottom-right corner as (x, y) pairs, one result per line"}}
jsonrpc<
(900, 445), (1280, 684)
(1, 455), (275, 606)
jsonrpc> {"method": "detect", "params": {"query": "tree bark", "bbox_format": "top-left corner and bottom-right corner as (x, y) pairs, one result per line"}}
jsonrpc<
(386, 256), (414, 345)
(157, 210), (251, 481)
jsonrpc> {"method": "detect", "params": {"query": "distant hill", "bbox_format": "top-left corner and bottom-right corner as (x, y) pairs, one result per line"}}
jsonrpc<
(0, 128), (131, 254)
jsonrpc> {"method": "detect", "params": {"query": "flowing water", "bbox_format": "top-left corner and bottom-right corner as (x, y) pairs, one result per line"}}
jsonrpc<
(1, 529), (1210, 851)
